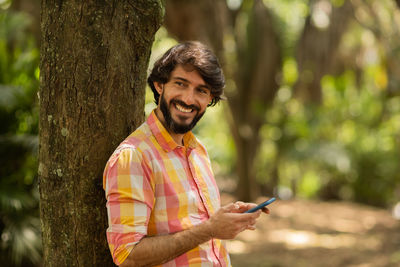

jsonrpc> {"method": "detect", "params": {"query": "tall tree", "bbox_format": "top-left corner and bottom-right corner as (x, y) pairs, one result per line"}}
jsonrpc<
(228, 0), (281, 201)
(164, 0), (226, 59)
(39, 1), (163, 266)
(294, 0), (354, 103)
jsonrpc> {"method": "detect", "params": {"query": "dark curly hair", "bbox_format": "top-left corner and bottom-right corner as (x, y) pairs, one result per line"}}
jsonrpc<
(147, 41), (225, 106)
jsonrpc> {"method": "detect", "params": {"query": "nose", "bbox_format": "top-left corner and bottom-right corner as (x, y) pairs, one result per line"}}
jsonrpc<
(180, 87), (196, 106)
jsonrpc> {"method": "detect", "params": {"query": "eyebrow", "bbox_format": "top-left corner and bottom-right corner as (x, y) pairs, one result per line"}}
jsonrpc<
(172, 77), (210, 90)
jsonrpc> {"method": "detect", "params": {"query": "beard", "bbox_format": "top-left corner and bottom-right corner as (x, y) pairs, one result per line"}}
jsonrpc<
(159, 93), (205, 134)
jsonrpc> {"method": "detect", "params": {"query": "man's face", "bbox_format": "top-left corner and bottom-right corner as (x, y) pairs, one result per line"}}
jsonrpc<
(155, 65), (213, 134)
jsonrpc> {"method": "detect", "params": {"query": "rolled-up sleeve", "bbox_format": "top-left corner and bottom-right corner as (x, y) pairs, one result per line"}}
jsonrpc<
(103, 148), (155, 265)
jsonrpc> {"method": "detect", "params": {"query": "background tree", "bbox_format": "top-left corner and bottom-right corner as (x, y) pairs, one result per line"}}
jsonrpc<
(294, 0), (354, 103)
(164, 0), (226, 58)
(38, 1), (163, 266)
(9, 0), (40, 47)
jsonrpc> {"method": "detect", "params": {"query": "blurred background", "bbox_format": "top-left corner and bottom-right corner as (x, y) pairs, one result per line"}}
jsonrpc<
(1, 0), (399, 266)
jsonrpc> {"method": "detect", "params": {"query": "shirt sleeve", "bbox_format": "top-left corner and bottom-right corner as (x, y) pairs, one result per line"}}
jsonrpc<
(103, 147), (155, 265)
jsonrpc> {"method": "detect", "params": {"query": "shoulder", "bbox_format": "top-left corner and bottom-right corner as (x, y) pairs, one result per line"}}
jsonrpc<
(124, 121), (153, 148)
(105, 122), (154, 168)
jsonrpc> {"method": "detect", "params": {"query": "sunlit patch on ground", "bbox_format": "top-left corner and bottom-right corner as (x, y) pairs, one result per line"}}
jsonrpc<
(266, 229), (380, 250)
(221, 195), (400, 266)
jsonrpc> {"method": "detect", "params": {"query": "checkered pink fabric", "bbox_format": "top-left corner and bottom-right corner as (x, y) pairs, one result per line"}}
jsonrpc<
(103, 110), (231, 266)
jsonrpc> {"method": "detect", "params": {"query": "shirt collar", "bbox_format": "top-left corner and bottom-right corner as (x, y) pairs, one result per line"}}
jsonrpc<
(147, 110), (198, 152)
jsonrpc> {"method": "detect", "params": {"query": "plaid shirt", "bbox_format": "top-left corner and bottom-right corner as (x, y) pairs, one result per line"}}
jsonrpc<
(103, 110), (231, 266)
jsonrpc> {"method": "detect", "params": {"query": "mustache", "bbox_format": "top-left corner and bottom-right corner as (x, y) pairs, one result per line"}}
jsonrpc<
(171, 99), (200, 111)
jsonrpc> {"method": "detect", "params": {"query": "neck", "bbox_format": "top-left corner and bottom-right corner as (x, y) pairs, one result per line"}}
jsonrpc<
(155, 108), (185, 146)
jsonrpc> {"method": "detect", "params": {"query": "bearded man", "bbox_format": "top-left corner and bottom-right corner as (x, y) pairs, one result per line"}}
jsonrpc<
(103, 41), (269, 267)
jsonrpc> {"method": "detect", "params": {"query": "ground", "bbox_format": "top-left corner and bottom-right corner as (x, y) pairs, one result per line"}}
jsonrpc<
(220, 194), (400, 267)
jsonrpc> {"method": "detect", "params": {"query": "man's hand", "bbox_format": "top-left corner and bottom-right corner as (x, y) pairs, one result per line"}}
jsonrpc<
(202, 202), (269, 240)
(233, 201), (271, 214)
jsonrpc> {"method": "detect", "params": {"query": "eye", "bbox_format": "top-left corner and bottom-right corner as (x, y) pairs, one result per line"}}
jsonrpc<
(175, 81), (185, 87)
(197, 88), (210, 96)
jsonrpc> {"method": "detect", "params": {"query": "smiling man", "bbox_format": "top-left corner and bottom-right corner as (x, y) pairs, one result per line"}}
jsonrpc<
(103, 42), (269, 267)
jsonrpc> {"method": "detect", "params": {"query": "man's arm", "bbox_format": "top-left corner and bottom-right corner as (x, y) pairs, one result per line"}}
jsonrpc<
(120, 203), (263, 267)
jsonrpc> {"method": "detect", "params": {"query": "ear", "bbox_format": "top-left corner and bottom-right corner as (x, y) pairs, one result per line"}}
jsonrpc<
(207, 97), (214, 107)
(154, 82), (163, 95)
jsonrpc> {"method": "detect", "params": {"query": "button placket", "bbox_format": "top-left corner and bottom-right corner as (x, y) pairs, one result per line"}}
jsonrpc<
(187, 151), (212, 217)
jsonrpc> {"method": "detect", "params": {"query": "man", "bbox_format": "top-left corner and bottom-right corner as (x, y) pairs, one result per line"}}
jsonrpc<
(103, 41), (269, 267)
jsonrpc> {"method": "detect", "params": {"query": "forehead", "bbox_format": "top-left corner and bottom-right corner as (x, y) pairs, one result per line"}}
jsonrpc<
(170, 65), (206, 86)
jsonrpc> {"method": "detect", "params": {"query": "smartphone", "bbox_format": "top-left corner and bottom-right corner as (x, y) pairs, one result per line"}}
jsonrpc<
(244, 197), (276, 213)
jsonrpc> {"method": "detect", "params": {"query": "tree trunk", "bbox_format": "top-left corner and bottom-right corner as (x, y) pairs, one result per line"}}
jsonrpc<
(164, 0), (227, 61)
(230, 0), (281, 201)
(294, 0), (353, 103)
(38, 1), (163, 266)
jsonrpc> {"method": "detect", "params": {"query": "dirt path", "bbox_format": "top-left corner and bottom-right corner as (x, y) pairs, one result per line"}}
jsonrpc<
(221, 194), (400, 267)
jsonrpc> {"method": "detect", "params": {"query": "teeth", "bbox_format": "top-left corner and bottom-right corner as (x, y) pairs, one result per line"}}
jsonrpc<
(176, 104), (192, 113)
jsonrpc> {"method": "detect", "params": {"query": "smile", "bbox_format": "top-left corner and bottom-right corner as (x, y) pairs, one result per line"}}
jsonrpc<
(175, 103), (193, 113)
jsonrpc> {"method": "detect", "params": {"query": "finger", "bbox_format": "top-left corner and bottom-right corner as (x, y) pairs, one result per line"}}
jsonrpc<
(234, 212), (258, 222)
(232, 201), (249, 213)
(246, 203), (258, 209)
(246, 224), (256, 231)
(233, 213), (260, 225)
(235, 201), (246, 206)
(248, 221), (256, 228)
(222, 203), (237, 212)
(252, 210), (262, 218)
(262, 207), (270, 214)
(223, 213), (250, 224)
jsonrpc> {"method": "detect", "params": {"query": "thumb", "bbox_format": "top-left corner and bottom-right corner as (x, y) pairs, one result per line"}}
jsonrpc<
(221, 203), (238, 213)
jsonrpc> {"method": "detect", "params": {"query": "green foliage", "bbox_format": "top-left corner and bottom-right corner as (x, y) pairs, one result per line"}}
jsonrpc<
(0, 8), (41, 267)
(194, 103), (236, 179)
(254, 66), (400, 206)
(261, 0), (309, 56)
(244, 0), (400, 207)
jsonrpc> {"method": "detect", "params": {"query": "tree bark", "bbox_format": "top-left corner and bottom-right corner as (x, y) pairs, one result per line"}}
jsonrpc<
(38, 1), (163, 266)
